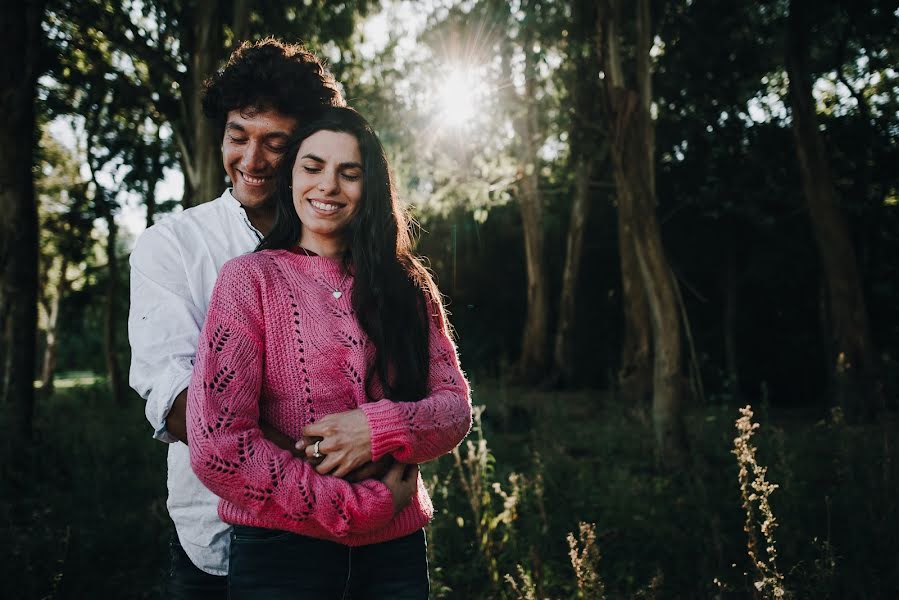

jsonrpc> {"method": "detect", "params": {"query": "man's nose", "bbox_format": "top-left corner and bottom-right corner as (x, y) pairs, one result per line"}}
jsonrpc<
(241, 141), (266, 172)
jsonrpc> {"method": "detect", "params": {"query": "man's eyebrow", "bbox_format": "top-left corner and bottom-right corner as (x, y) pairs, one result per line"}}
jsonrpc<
(224, 123), (291, 140)
(263, 131), (291, 141)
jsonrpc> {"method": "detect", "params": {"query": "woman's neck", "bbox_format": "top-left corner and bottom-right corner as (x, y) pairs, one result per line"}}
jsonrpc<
(298, 232), (346, 258)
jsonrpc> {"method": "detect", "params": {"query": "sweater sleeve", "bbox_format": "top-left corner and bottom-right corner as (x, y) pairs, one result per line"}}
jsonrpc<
(187, 259), (395, 538)
(360, 306), (472, 464)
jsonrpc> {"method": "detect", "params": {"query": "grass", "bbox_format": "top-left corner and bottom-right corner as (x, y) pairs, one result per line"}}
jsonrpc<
(1, 383), (168, 600)
(1, 378), (897, 598)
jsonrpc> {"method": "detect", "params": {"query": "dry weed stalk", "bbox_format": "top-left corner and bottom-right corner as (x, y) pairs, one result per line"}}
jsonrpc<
(504, 564), (539, 600)
(733, 405), (788, 599)
(567, 521), (605, 599)
(452, 405), (521, 584)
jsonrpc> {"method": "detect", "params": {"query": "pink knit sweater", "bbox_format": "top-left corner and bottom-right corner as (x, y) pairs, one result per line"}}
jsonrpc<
(186, 249), (471, 546)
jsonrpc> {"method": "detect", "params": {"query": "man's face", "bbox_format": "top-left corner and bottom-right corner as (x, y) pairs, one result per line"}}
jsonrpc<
(222, 108), (298, 208)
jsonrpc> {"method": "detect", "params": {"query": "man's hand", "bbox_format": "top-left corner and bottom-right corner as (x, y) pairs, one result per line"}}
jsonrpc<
(345, 454), (395, 483)
(381, 463), (419, 516)
(166, 389), (189, 444)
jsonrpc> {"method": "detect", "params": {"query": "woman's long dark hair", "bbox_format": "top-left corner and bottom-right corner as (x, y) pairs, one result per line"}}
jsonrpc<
(257, 106), (443, 402)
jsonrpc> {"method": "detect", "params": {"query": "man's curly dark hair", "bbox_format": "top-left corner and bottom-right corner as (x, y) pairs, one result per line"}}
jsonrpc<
(201, 38), (345, 134)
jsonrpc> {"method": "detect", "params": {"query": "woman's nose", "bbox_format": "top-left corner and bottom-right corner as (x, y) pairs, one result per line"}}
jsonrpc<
(317, 171), (339, 194)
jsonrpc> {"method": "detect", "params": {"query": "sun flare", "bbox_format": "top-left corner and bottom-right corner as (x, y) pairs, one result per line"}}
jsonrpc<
(436, 66), (482, 127)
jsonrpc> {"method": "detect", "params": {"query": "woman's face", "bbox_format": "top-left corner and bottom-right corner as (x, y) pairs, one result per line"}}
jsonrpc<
(292, 130), (363, 250)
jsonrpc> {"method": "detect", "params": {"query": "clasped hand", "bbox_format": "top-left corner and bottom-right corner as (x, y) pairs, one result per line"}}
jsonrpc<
(297, 408), (373, 478)
(295, 408), (417, 514)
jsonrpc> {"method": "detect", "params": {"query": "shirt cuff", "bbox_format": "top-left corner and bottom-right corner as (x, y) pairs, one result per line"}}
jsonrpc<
(150, 370), (194, 444)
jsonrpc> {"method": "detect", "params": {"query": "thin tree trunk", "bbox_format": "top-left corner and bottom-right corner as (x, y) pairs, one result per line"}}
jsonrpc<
(103, 210), (126, 404)
(552, 157), (594, 385)
(231, 0), (251, 46)
(618, 196), (653, 410)
(145, 125), (164, 228)
(785, 0), (883, 417)
(40, 256), (69, 396)
(0, 0), (44, 451)
(552, 0), (603, 388)
(183, 2), (224, 207)
(723, 236), (739, 399)
(509, 8), (550, 380)
(598, 0), (687, 467)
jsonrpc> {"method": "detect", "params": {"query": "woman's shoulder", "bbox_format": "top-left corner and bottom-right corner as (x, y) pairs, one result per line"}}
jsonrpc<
(220, 249), (292, 277)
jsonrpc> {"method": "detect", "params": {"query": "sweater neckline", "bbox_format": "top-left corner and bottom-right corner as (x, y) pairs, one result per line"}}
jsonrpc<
(277, 247), (350, 276)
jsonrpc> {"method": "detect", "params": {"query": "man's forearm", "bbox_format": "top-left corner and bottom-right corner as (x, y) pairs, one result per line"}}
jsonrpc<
(169, 386), (302, 457)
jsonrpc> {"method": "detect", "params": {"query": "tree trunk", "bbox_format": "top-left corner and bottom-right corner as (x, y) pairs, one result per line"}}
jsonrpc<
(618, 205), (653, 409)
(722, 235), (739, 399)
(785, 0), (883, 418)
(103, 209), (127, 405)
(0, 0), (44, 450)
(182, 2), (224, 207)
(509, 9), (549, 380)
(40, 256), (69, 396)
(552, 0), (603, 388)
(598, 0), (687, 467)
(145, 124), (164, 228)
(552, 157), (594, 385)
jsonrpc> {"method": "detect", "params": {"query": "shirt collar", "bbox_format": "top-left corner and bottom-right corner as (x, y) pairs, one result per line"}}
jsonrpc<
(221, 188), (265, 241)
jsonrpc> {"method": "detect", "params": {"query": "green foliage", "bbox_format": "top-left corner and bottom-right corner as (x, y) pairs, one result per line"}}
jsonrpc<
(7, 381), (897, 598)
(0, 382), (168, 599)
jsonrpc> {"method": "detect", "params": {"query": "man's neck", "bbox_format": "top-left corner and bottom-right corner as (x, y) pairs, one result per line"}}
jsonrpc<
(241, 203), (276, 236)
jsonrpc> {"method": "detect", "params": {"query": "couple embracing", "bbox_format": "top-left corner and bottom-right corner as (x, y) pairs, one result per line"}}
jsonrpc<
(128, 38), (472, 599)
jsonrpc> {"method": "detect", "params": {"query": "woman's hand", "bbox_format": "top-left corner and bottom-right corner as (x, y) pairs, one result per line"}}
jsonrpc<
(381, 462), (419, 516)
(298, 408), (373, 478)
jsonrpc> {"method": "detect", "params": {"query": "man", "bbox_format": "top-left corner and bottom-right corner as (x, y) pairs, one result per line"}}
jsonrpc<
(129, 39), (345, 597)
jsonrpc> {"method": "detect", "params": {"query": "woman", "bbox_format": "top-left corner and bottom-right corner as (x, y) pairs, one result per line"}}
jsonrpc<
(186, 106), (472, 598)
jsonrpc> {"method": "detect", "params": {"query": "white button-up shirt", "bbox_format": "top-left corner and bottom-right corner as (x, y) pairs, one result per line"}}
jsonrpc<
(128, 189), (263, 575)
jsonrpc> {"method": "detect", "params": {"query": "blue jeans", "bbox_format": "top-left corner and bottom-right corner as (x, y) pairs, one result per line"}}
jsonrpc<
(228, 526), (429, 599)
(164, 532), (227, 599)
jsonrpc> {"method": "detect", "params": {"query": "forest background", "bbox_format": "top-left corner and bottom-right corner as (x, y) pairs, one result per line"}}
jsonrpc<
(1, 0), (898, 598)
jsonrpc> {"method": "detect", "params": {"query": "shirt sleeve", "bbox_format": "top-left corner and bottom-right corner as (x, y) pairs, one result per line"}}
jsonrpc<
(187, 259), (395, 538)
(360, 306), (472, 464)
(128, 225), (204, 443)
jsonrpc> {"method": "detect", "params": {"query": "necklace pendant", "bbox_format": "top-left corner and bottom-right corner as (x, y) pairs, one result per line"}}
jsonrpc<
(332, 290), (342, 299)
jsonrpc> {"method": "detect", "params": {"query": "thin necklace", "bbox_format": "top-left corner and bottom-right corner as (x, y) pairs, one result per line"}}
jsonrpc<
(298, 246), (349, 299)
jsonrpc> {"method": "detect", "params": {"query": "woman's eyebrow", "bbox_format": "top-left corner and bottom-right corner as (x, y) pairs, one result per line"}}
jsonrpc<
(299, 155), (362, 170)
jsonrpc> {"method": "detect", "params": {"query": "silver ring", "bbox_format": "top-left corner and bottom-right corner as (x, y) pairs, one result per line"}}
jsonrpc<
(312, 440), (322, 459)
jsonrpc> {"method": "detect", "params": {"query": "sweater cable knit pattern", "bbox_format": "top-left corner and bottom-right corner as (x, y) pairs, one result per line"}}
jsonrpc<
(187, 249), (472, 546)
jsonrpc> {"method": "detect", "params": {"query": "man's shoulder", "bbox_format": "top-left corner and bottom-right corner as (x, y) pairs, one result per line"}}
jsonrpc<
(147, 195), (233, 236)
(133, 195), (233, 253)
(131, 195), (234, 270)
